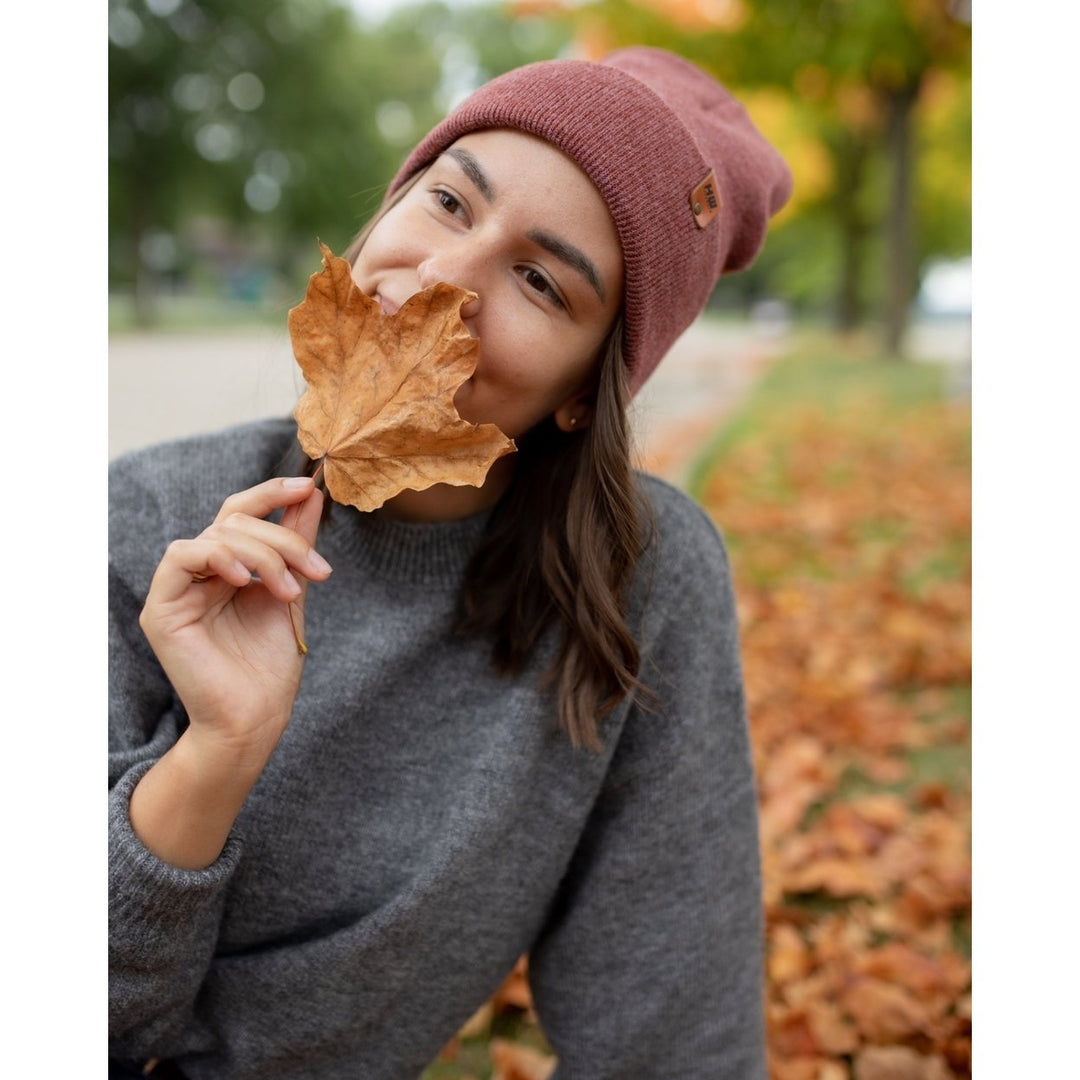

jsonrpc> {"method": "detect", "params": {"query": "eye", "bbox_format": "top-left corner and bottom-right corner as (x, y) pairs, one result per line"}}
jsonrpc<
(518, 266), (565, 310)
(432, 188), (464, 217)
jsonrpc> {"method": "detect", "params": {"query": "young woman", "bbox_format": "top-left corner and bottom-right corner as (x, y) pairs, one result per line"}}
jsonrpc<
(109, 47), (792, 1079)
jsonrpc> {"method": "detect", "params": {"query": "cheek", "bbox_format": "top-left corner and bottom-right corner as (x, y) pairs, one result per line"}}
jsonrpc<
(486, 329), (597, 406)
(476, 309), (558, 387)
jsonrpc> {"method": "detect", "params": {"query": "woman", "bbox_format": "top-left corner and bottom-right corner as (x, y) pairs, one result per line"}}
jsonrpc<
(109, 46), (792, 1079)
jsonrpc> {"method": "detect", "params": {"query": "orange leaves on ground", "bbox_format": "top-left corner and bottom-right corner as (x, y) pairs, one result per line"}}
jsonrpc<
(289, 243), (514, 512)
(428, 365), (970, 1079)
(433, 956), (557, 1078)
(701, 390), (971, 1078)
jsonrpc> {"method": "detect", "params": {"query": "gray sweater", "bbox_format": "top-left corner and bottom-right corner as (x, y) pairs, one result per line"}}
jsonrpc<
(109, 417), (766, 1079)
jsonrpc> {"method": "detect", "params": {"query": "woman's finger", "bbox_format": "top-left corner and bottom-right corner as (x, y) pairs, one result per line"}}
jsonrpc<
(213, 476), (317, 526)
(203, 510), (331, 584)
(145, 538), (254, 608)
(283, 487), (325, 549)
(193, 529), (307, 602)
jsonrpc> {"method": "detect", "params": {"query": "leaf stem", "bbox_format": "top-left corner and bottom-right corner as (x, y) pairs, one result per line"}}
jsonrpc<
(279, 469), (321, 657)
(288, 603), (309, 656)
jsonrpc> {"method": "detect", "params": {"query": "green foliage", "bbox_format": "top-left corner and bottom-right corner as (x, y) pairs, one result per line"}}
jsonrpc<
(560, 0), (971, 328)
(108, 0), (573, 318)
(109, 0), (969, 332)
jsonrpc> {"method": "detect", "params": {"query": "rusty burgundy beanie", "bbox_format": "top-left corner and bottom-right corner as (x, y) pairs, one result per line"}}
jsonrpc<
(390, 46), (793, 396)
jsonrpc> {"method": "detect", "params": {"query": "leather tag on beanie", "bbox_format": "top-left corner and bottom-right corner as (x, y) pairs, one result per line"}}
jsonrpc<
(690, 170), (722, 229)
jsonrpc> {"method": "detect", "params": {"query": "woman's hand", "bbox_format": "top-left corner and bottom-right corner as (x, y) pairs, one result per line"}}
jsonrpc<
(130, 476), (330, 869)
(138, 476), (330, 763)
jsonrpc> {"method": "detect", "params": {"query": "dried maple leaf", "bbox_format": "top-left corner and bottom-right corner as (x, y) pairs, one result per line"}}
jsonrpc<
(289, 242), (515, 512)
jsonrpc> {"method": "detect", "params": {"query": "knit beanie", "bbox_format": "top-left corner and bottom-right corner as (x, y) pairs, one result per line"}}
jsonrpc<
(390, 46), (793, 396)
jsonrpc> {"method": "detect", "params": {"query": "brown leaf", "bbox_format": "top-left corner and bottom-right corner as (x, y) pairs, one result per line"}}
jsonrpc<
(491, 955), (535, 1013)
(869, 834), (927, 887)
(769, 1000), (859, 1061)
(804, 1000), (859, 1056)
(289, 243), (515, 512)
(941, 1035), (971, 1074)
(768, 924), (813, 985)
(769, 1056), (833, 1080)
(785, 856), (886, 899)
(489, 1039), (556, 1080)
(848, 793), (908, 833)
(819, 803), (888, 857)
(853, 1045), (951, 1080)
(767, 1008), (820, 1058)
(855, 942), (968, 999)
(841, 977), (931, 1043)
(816, 1066), (849, 1080)
(456, 1000), (493, 1039)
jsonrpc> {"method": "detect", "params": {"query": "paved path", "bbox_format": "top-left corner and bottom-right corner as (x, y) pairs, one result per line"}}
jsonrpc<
(628, 318), (785, 486)
(109, 324), (305, 463)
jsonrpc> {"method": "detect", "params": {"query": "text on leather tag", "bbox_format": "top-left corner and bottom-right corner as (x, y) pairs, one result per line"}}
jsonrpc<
(690, 169), (722, 229)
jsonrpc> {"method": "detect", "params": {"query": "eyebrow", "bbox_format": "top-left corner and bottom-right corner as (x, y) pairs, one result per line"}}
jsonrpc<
(444, 147), (495, 203)
(527, 229), (607, 303)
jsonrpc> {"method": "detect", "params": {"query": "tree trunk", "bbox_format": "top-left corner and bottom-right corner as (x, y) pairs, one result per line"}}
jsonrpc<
(883, 80), (921, 357)
(832, 132), (870, 332)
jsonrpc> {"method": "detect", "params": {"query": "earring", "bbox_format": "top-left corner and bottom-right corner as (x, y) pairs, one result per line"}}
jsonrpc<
(569, 416), (578, 428)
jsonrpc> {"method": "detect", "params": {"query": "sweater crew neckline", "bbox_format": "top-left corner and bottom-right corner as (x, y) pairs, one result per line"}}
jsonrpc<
(325, 503), (492, 587)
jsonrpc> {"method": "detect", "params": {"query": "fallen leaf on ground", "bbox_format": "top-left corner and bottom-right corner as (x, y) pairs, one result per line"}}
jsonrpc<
(770, 1055), (833, 1080)
(769, 924), (813, 984)
(841, 977), (931, 1043)
(289, 243), (515, 511)
(786, 856), (887, 899)
(853, 1044), (951, 1080)
(456, 1000), (493, 1039)
(491, 955), (535, 1014)
(489, 1039), (556, 1080)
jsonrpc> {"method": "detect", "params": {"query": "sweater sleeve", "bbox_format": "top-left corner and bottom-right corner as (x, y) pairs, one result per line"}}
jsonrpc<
(108, 454), (242, 1061)
(527, 485), (766, 1079)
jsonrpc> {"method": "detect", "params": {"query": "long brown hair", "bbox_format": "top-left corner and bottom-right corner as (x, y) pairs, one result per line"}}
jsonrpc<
(458, 319), (653, 751)
(324, 172), (653, 752)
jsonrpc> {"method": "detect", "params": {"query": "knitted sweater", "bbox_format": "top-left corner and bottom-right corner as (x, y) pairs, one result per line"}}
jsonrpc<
(108, 417), (766, 1080)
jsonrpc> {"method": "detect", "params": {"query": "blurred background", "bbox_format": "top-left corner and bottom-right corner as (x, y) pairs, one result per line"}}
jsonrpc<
(109, 0), (971, 329)
(109, 3), (972, 1077)
(109, 0), (971, 458)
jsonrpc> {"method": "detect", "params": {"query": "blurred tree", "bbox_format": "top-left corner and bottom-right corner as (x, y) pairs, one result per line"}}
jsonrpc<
(536, 0), (971, 353)
(109, 0), (440, 322)
(739, 0), (971, 354)
(110, 0), (573, 325)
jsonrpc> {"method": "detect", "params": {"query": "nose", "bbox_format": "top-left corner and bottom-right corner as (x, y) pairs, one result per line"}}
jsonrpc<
(417, 244), (483, 321)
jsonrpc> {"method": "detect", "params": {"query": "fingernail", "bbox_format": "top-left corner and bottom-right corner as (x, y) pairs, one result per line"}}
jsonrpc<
(307, 550), (332, 575)
(283, 570), (301, 596)
(283, 477), (312, 489)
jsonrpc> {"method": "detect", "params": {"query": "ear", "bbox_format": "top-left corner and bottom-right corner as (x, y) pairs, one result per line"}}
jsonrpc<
(553, 389), (594, 433)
